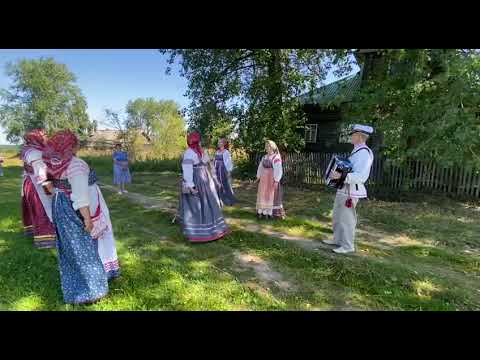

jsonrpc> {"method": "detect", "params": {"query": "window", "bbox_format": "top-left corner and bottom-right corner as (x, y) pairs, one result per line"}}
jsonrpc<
(338, 123), (353, 143)
(305, 124), (318, 143)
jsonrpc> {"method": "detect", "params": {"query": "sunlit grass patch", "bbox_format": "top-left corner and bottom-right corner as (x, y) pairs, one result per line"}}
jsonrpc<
(11, 294), (46, 311)
(412, 279), (442, 300)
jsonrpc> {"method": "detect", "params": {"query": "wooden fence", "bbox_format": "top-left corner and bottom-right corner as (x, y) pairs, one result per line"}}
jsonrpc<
(255, 152), (480, 199)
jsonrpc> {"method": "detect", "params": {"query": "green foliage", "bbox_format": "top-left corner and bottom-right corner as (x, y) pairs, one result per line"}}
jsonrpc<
(204, 114), (235, 148)
(125, 98), (186, 159)
(130, 158), (180, 173)
(160, 49), (353, 153)
(347, 49), (480, 168)
(0, 57), (93, 143)
(104, 99), (187, 160)
(148, 100), (187, 160)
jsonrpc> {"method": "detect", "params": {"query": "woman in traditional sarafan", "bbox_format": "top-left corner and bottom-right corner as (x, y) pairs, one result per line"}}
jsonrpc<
(20, 129), (56, 249)
(112, 143), (131, 194)
(255, 140), (286, 220)
(43, 130), (108, 305)
(177, 131), (230, 242)
(213, 138), (236, 206)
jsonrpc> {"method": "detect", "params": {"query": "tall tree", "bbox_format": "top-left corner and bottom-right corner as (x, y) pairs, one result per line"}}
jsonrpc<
(106, 98), (186, 159)
(0, 57), (94, 143)
(149, 100), (187, 159)
(125, 97), (166, 141)
(346, 49), (480, 168)
(160, 49), (352, 153)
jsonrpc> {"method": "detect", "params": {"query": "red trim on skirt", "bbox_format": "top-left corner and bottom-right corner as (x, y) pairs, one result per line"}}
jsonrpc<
(21, 176), (56, 248)
(187, 229), (230, 243)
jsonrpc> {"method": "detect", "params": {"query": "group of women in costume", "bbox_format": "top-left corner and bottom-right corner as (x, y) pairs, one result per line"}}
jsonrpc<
(176, 132), (286, 243)
(20, 128), (285, 305)
(21, 129), (120, 304)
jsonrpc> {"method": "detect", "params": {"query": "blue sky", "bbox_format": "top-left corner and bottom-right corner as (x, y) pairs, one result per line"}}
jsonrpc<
(0, 49), (358, 144)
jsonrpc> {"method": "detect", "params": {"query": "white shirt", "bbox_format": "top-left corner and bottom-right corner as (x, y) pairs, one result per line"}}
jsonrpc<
(337, 144), (374, 198)
(257, 153), (283, 182)
(24, 148), (48, 184)
(23, 148), (53, 221)
(216, 149), (234, 172)
(61, 157), (90, 210)
(182, 148), (211, 188)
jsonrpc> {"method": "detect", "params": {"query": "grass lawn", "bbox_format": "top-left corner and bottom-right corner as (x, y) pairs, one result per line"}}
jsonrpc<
(1, 153), (479, 310)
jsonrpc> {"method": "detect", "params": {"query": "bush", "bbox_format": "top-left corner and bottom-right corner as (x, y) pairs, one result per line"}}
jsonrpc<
(130, 158), (180, 173)
(231, 149), (258, 180)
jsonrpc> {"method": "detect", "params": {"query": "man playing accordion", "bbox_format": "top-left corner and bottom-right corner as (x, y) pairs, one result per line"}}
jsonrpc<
(323, 124), (374, 254)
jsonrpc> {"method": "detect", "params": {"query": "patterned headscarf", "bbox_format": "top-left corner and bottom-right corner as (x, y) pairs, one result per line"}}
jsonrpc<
(43, 130), (79, 179)
(20, 129), (47, 160)
(187, 131), (203, 159)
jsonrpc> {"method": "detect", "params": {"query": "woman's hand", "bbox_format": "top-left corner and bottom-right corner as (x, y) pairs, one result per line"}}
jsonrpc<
(78, 206), (93, 233)
(273, 181), (279, 190)
(84, 218), (93, 233)
(331, 171), (342, 180)
(42, 181), (54, 195)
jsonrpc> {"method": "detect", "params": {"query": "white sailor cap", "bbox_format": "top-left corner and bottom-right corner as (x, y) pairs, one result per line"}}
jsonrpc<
(349, 124), (374, 135)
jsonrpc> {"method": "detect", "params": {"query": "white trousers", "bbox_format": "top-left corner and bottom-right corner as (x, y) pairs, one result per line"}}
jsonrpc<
(332, 193), (359, 251)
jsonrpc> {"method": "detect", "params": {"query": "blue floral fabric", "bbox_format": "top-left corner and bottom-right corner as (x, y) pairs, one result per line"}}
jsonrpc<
(52, 189), (108, 304)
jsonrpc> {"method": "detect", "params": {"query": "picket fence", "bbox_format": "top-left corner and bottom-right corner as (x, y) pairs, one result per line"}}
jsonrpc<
(254, 152), (480, 199)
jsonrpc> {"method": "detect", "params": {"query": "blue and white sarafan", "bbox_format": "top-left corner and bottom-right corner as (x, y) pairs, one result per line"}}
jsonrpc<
(325, 155), (353, 189)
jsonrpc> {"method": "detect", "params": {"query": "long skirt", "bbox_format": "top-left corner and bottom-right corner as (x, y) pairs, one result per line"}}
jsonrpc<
(113, 162), (131, 185)
(89, 184), (120, 280)
(52, 191), (108, 304)
(177, 165), (229, 242)
(214, 161), (237, 206)
(256, 168), (286, 218)
(21, 176), (56, 249)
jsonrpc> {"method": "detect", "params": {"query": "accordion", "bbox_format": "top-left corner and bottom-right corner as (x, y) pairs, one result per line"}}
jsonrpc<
(325, 155), (353, 189)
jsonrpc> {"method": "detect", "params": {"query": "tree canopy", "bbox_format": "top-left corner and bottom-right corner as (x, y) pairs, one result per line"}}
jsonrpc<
(346, 49), (480, 168)
(160, 49), (353, 152)
(105, 98), (186, 159)
(0, 57), (94, 143)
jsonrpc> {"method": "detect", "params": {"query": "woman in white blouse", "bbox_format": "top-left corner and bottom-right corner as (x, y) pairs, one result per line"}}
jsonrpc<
(176, 131), (229, 242)
(43, 130), (109, 305)
(255, 140), (286, 220)
(213, 138), (237, 206)
(20, 129), (56, 249)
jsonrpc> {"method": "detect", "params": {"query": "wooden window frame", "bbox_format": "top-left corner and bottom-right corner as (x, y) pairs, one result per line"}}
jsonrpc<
(305, 124), (318, 143)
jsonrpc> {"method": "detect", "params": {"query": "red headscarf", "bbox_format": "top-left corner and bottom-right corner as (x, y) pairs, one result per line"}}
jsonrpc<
(20, 129), (47, 160)
(187, 131), (203, 159)
(43, 130), (79, 179)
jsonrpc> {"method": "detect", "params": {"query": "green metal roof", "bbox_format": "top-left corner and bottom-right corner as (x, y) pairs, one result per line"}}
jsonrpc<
(299, 71), (362, 106)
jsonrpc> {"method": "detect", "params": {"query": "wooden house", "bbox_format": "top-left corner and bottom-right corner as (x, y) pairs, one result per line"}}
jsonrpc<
(298, 49), (384, 153)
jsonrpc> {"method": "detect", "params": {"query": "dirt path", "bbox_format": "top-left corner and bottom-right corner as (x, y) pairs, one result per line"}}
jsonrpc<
(101, 183), (370, 310)
(99, 183), (301, 297)
(100, 183), (177, 214)
(99, 183), (336, 252)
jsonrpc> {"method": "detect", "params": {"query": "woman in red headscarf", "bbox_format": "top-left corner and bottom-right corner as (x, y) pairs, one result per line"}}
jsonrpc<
(20, 129), (56, 249)
(176, 131), (230, 242)
(43, 130), (109, 304)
